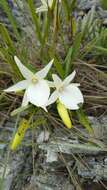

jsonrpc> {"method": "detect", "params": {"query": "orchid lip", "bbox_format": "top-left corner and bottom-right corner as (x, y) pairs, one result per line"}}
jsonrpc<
(31, 77), (38, 84)
(58, 86), (64, 93)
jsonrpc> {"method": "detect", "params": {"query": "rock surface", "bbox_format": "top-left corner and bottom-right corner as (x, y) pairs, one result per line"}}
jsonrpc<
(0, 116), (107, 190)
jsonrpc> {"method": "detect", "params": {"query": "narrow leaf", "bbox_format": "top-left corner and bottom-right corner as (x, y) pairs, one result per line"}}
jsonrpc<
(94, 46), (107, 55)
(0, 23), (15, 53)
(27, 0), (43, 44)
(49, 50), (64, 78)
(64, 47), (73, 77)
(0, 0), (20, 39)
(0, 47), (22, 80)
(11, 105), (31, 116)
(65, 32), (82, 76)
(62, 0), (70, 22)
(76, 108), (93, 134)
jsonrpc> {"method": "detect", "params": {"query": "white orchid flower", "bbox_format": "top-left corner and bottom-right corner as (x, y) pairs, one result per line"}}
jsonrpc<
(47, 71), (84, 110)
(4, 56), (54, 111)
(36, 0), (61, 13)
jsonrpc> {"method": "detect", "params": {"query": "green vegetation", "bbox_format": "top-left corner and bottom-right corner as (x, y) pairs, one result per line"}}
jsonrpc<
(0, 1), (107, 189)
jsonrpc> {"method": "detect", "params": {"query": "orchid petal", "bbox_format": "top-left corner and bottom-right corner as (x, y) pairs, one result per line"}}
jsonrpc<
(63, 70), (76, 86)
(41, 106), (48, 112)
(59, 84), (84, 110)
(47, 80), (55, 88)
(35, 59), (54, 79)
(72, 83), (80, 87)
(4, 80), (28, 92)
(47, 90), (58, 105)
(14, 56), (33, 79)
(22, 90), (29, 107)
(52, 74), (62, 89)
(27, 80), (50, 108)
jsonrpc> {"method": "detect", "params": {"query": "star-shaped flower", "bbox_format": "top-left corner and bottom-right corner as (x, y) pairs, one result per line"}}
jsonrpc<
(47, 71), (84, 110)
(4, 56), (53, 111)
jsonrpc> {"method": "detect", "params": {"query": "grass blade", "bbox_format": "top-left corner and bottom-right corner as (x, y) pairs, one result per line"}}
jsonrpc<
(0, 23), (15, 53)
(49, 50), (64, 78)
(62, 0), (70, 22)
(0, 0), (20, 39)
(0, 48), (22, 80)
(27, 0), (43, 44)
(65, 32), (82, 76)
(76, 107), (93, 134)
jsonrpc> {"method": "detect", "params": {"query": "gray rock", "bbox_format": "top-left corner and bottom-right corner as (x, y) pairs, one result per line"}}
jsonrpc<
(46, 149), (58, 163)
(77, 0), (99, 10)
(30, 174), (74, 190)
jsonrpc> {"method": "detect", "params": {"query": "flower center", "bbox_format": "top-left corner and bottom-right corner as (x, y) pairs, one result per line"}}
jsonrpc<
(32, 77), (38, 84)
(58, 86), (64, 92)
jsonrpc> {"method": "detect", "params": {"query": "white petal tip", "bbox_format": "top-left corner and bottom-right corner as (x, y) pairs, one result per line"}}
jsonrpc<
(14, 56), (20, 65)
(4, 89), (8, 92)
(51, 58), (54, 63)
(42, 106), (48, 112)
(14, 56), (22, 66)
(4, 88), (13, 92)
(72, 70), (76, 78)
(72, 70), (76, 77)
(49, 59), (54, 66)
(14, 55), (18, 61)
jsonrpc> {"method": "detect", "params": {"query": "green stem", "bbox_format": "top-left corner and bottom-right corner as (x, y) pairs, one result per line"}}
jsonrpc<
(27, 0), (43, 44)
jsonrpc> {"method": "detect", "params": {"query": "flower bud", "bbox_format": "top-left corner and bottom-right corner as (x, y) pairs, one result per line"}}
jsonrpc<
(10, 119), (29, 150)
(57, 101), (72, 129)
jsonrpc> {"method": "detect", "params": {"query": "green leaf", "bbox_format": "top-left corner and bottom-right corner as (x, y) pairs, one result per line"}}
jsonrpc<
(81, 38), (97, 59)
(53, 58), (64, 79)
(100, 0), (107, 10)
(0, 0), (20, 39)
(0, 23), (15, 53)
(11, 105), (31, 116)
(42, 12), (50, 46)
(27, 0), (43, 44)
(0, 24), (23, 79)
(49, 50), (64, 78)
(94, 46), (107, 55)
(62, 0), (70, 22)
(64, 47), (73, 77)
(70, 0), (77, 13)
(71, 32), (82, 59)
(76, 107), (93, 134)
(31, 117), (46, 129)
(0, 47), (22, 80)
(0, 178), (5, 190)
(81, 6), (95, 39)
(65, 32), (82, 76)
